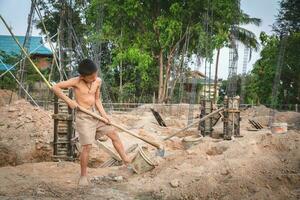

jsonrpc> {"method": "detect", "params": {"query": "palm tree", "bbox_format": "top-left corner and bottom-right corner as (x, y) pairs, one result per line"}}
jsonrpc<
(213, 12), (262, 102)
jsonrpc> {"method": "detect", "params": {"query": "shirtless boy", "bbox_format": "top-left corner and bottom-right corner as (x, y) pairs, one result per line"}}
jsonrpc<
(52, 59), (130, 186)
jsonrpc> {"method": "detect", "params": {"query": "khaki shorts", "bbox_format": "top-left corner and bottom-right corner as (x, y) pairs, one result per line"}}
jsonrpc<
(75, 108), (115, 145)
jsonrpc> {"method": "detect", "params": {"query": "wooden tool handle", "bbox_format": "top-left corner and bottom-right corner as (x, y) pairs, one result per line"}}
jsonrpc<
(111, 122), (162, 149)
(78, 106), (162, 149)
(164, 107), (224, 141)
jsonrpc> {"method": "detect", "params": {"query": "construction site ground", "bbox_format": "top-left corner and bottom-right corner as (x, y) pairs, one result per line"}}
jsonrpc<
(0, 91), (299, 200)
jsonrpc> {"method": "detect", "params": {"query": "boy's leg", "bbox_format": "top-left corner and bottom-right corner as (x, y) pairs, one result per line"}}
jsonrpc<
(106, 131), (131, 164)
(80, 144), (91, 176)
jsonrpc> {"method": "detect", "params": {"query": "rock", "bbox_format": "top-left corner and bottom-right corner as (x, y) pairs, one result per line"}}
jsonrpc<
(221, 169), (230, 176)
(186, 148), (198, 155)
(8, 107), (17, 112)
(113, 176), (123, 182)
(36, 188), (45, 195)
(170, 179), (180, 188)
(57, 161), (65, 168)
(265, 184), (271, 189)
(266, 132), (272, 136)
(25, 114), (33, 121)
(36, 143), (43, 150)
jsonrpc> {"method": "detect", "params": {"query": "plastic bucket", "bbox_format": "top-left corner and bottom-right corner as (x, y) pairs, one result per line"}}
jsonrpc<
(131, 146), (155, 174)
(182, 135), (203, 149)
(271, 123), (287, 134)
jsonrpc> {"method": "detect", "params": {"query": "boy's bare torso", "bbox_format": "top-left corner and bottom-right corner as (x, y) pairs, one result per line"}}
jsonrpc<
(73, 77), (101, 109)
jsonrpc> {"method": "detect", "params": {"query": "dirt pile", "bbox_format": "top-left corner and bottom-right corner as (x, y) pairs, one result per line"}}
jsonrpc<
(0, 103), (299, 199)
(242, 105), (300, 129)
(0, 100), (53, 166)
(0, 129), (299, 199)
(0, 89), (18, 107)
(131, 103), (201, 117)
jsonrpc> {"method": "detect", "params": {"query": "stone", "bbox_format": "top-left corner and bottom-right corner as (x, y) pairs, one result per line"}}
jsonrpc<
(113, 176), (123, 182)
(57, 161), (65, 168)
(8, 107), (17, 112)
(25, 114), (33, 121)
(221, 169), (230, 176)
(170, 179), (180, 188)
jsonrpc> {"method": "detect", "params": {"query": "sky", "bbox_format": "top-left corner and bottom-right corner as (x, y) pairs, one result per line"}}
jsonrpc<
(0, 0), (280, 79)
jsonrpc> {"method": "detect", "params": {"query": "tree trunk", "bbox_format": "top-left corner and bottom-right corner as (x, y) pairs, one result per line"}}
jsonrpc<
(162, 55), (172, 102)
(119, 60), (123, 102)
(158, 49), (164, 102)
(213, 48), (221, 103)
(168, 77), (179, 103)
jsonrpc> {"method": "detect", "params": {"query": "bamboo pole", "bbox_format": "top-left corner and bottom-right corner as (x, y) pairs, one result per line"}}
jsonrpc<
(0, 15), (52, 88)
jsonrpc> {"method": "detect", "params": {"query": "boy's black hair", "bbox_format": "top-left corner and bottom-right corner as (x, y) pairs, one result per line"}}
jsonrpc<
(78, 59), (98, 76)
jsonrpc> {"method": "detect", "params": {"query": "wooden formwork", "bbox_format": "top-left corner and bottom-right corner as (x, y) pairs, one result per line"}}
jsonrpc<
(52, 89), (76, 161)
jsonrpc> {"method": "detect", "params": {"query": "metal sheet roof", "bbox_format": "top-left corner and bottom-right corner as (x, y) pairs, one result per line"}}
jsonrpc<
(0, 35), (52, 56)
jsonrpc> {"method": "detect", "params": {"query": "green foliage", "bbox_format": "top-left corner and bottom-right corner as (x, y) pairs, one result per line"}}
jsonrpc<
(242, 0), (299, 107)
(244, 32), (300, 106)
(86, 0), (259, 102)
(0, 51), (18, 90)
(33, 0), (262, 103)
(36, 0), (87, 43)
(273, 0), (300, 34)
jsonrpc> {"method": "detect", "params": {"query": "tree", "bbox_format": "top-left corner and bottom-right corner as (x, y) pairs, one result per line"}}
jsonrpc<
(0, 51), (18, 90)
(87, 0), (260, 103)
(273, 0), (300, 35)
(246, 0), (300, 107)
(212, 4), (261, 102)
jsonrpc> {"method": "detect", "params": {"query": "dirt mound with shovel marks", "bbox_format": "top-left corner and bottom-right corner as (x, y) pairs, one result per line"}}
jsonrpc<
(0, 100), (53, 166)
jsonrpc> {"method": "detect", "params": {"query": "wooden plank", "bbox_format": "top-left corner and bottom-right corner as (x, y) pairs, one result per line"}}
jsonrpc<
(164, 107), (225, 141)
(150, 108), (167, 127)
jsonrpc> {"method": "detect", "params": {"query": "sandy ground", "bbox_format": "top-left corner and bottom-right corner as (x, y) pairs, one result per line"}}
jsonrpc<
(0, 93), (299, 199)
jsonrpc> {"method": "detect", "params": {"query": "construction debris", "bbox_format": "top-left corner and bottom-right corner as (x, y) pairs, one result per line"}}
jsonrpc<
(150, 108), (167, 127)
(249, 119), (264, 130)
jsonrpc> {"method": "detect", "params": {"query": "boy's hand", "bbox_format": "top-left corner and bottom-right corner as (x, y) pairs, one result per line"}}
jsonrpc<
(104, 117), (111, 125)
(67, 100), (78, 109)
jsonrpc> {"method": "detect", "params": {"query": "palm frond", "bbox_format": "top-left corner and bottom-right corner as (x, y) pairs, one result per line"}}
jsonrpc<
(240, 13), (262, 26)
(231, 26), (260, 51)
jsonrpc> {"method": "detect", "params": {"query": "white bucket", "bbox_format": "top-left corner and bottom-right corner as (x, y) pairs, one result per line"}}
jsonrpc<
(271, 123), (288, 134)
(182, 135), (203, 149)
(131, 146), (155, 174)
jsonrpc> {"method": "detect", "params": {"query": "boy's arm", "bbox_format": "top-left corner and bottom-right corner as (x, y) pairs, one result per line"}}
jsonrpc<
(95, 79), (110, 123)
(51, 78), (78, 109)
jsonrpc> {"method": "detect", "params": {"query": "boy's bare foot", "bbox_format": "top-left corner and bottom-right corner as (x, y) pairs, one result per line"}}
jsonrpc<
(78, 176), (90, 186)
(123, 156), (133, 166)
